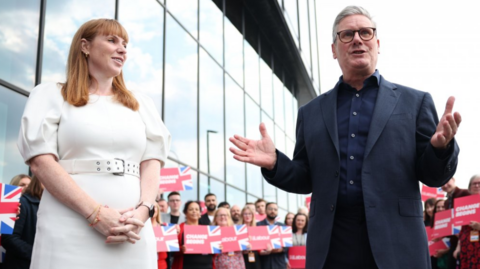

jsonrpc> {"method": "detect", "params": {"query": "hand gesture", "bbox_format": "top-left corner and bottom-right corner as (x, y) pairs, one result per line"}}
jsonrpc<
(109, 207), (148, 243)
(229, 123), (277, 170)
(89, 206), (140, 244)
(431, 96), (461, 149)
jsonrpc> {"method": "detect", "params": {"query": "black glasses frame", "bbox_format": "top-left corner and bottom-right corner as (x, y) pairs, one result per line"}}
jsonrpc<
(336, 27), (376, 43)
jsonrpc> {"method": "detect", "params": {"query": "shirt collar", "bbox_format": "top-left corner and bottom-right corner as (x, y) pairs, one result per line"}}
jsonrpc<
(338, 69), (380, 91)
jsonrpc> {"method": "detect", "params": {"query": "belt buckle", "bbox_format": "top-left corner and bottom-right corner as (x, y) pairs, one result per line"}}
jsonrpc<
(113, 158), (125, 176)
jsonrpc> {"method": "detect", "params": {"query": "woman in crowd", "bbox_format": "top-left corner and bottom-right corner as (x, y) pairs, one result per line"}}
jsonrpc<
(213, 207), (245, 269)
(152, 203), (168, 269)
(172, 201), (214, 269)
(241, 206), (262, 269)
(423, 198), (436, 227)
(430, 199), (447, 269)
(1, 175), (43, 269)
(291, 213), (308, 246)
(454, 174), (480, 269)
(17, 18), (170, 269)
(9, 174), (31, 188)
(284, 212), (294, 227)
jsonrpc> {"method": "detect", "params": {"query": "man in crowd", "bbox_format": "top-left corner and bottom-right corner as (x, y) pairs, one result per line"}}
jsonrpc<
(218, 201), (230, 209)
(199, 193), (217, 225)
(256, 202), (287, 269)
(230, 205), (242, 225)
(158, 198), (168, 213)
(229, 5), (460, 269)
(161, 191), (185, 224)
(441, 177), (470, 268)
(255, 198), (267, 222)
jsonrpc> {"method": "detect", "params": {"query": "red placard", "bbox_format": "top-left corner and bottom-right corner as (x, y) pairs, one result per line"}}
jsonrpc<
(159, 166), (192, 192)
(199, 201), (207, 215)
(428, 237), (450, 256)
(184, 225), (221, 254)
(421, 185), (445, 202)
(279, 226), (293, 247)
(255, 213), (266, 222)
(453, 194), (480, 226)
(248, 225), (282, 251)
(0, 183), (22, 235)
(220, 225), (250, 252)
(431, 209), (454, 240)
(153, 224), (179, 252)
(305, 197), (311, 211)
(289, 246), (306, 269)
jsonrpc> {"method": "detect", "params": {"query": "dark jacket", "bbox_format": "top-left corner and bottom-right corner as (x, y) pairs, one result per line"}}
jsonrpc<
(199, 213), (212, 225)
(2, 193), (40, 269)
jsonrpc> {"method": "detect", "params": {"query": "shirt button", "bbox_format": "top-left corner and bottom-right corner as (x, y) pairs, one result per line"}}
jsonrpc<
(349, 180), (354, 185)
(350, 156), (354, 160)
(353, 112), (357, 116)
(356, 94), (360, 97)
(330, 205), (335, 211)
(351, 133), (355, 138)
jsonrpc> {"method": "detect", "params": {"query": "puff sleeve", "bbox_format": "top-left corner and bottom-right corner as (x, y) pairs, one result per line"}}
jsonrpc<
(17, 83), (64, 164)
(135, 92), (171, 167)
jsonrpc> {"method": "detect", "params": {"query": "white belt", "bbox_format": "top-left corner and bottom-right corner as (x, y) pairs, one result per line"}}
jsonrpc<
(58, 159), (140, 178)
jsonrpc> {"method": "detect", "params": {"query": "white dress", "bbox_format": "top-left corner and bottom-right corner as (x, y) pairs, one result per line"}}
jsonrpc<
(17, 83), (171, 269)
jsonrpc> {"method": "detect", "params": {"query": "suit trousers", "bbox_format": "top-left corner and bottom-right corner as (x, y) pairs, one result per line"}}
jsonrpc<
(323, 205), (378, 269)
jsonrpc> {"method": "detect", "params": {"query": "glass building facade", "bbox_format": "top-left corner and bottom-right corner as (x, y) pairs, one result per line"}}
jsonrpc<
(0, 0), (319, 219)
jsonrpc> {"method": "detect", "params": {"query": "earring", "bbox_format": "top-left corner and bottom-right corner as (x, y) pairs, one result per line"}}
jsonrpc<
(84, 52), (89, 59)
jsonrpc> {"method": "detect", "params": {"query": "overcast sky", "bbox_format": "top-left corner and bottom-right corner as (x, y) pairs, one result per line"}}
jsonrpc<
(316, 1), (479, 189)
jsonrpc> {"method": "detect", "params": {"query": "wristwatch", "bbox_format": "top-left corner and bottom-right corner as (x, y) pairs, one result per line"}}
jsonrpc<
(135, 201), (155, 218)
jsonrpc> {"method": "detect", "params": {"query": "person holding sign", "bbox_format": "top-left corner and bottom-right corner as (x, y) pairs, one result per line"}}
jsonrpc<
(172, 201), (214, 269)
(453, 175), (480, 269)
(229, 6), (461, 269)
(213, 207), (246, 269)
(151, 203), (168, 269)
(241, 206), (262, 269)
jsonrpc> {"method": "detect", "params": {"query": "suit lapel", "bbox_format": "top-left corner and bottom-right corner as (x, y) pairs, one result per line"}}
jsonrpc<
(320, 85), (340, 157)
(364, 76), (400, 159)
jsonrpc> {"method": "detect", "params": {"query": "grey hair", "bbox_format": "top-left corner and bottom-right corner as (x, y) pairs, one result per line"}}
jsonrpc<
(332, 6), (377, 43)
(468, 174), (480, 191)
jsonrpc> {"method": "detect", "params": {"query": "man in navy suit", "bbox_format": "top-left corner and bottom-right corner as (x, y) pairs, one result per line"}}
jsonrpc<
(229, 6), (462, 269)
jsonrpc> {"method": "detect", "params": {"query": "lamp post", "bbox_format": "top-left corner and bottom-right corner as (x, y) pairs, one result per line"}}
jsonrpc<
(206, 130), (218, 192)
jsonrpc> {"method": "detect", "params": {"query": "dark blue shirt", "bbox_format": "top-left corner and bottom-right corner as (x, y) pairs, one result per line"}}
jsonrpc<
(336, 70), (380, 208)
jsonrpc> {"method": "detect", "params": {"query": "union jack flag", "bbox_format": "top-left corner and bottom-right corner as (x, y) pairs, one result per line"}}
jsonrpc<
(234, 225), (250, 250)
(267, 225), (282, 249)
(208, 226), (222, 253)
(180, 167), (193, 190)
(208, 225), (221, 237)
(279, 226), (293, 247)
(0, 183), (21, 234)
(153, 224), (179, 252)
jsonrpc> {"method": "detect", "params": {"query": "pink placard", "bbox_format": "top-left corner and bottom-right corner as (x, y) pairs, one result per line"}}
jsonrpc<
(421, 185), (445, 202)
(153, 224), (179, 252)
(184, 225), (221, 254)
(305, 197), (311, 211)
(220, 225), (250, 252)
(159, 166), (192, 192)
(289, 246), (306, 269)
(248, 225), (281, 251)
(453, 194), (480, 226)
(255, 213), (266, 222)
(428, 238), (449, 256)
(279, 226), (293, 247)
(0, 183), (22, 234)
(431, 209), (454, 240)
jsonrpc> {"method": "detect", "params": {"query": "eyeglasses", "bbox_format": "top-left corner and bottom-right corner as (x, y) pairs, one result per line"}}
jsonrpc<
(336, 27), (376, 43)
(217, 214), (228, 218)
(168, 199), (181, 203)
(471, 182), (480, 187)
(243, 213), (253, 216)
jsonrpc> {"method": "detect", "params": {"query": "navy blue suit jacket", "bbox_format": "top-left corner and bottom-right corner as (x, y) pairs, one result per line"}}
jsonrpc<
(262, 76), (459, 269)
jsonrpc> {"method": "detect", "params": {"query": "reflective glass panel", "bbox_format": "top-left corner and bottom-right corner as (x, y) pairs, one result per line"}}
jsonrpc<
(247, 194), (258, 205)
(164, 14), (198, 168)
(260, 59), (273, 118)
(199, 0), (223, 64)
(119, 0), (164, 115)
(244, 40), (259, 104)
(286, 138), (295, 160)
(0, 86), (29, 183)
(273, 75), (285, 130)
(277, 188), (288, 211)
(309, 0), (320, 94)
(288, 192), (298, 212)
(0, 0), (40, 90)
(298, 0), (311, 77)
(224, 16), (243, 87)
(41, 0), (115, 84)
(284, 87), (294, 139)
(199, 49), (224, 179)
(200, 174), (225, 202)
(225, 75), (245, 187)
(227, 186), (246, 208)
(245, 96), (262, 197)
(284, 0), (299, 47)
(275, 125), (286, 154)
(278, 208), (287, 223)
(261, 112), (276, 202)
(167, 0), (197, 39)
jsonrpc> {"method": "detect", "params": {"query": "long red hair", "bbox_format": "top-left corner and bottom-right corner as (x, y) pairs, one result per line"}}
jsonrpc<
(61, 18), (138, 111)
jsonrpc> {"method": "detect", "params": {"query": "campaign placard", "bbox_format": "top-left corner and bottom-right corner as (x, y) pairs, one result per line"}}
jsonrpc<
(220, 225), (250, 253)
(184, 225), (221, 254)
(199, 201), (207, 215)
(159, 166), (192, 192)
(0, 183), (22, 234)
(255, 213), (266, 222)
(153, 224), (179, 252)
(428, 237), (450, 256)
(279, 226), (293, 247)
(305, 197), (311, 211)
(421, 185), (445, 202)
(289, 246), (306, 269)
(431, 209), (455, 240)
(453, 195), (480, 226)
(248, 225), (281, 251)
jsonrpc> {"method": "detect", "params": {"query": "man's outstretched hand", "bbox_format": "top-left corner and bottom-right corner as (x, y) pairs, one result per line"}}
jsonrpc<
(229, 123), (277, 170)
(430, 96), (462, 149)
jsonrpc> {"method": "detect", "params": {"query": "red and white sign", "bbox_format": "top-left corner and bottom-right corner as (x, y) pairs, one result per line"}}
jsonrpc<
(431, 209), (454, 240)
(159, 166), (192, 192)
(428, 237), (450, 256)
(184, 225), (221, 254)
(279, 226), (293, 247)
(248, 225), (281, 251)
(255, 213), (266, 222)
(220, 225), (250, 252)
(305, 197), (311, 211)
(199, 201), (207, 215)
(288, 246), (306, 268)
(153, 224), (179, 252)
(453, 194), (480, 226)
(421, 185), (445, 202)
